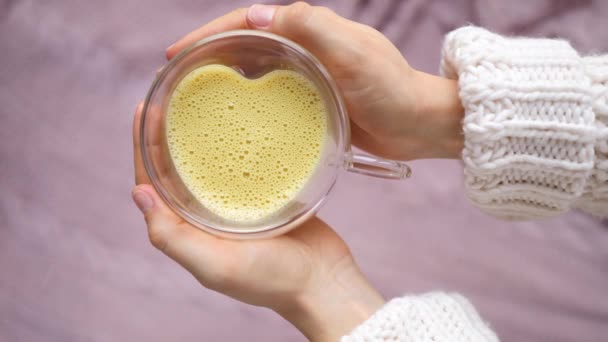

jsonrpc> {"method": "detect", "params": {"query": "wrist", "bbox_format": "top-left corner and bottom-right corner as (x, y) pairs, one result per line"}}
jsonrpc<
(411, 70), (464, 159)
(273, 257), (384, 342)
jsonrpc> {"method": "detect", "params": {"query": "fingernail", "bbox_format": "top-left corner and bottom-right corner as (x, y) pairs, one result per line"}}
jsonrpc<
(248, 4), (276, 28)
(165, 43), (175, 59)
(132, 189), (154, 214)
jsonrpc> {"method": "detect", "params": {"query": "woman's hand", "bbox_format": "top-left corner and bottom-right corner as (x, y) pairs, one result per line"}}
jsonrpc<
(166, 3), (464, 160)
(132, 102), (384, 341)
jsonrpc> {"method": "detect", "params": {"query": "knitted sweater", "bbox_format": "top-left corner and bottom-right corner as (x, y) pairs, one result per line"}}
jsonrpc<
(442, 26), (608, 220)
(343, 27), (607, 341)
(342, 293), (498, 342)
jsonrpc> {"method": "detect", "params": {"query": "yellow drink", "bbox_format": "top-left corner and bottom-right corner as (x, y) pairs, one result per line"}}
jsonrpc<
(167, 64), (327, 222)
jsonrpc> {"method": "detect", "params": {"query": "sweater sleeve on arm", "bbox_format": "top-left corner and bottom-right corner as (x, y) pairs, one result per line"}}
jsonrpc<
(577, 56), (608, 216)
(341, 292), (499, 342)
(440, 26), (607, 219)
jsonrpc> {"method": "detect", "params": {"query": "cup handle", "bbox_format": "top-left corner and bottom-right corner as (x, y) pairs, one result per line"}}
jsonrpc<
(344, 151), (411, 179)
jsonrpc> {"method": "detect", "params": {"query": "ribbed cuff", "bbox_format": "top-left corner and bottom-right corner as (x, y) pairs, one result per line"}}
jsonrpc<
(576, 56), (608, 217)
(341, 292), (499, 342)
(441, 26), (596, 219)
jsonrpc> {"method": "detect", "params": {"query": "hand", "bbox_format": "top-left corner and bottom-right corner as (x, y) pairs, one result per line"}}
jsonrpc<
(166, 3), (464, 160)
(131, 102), (384, 341)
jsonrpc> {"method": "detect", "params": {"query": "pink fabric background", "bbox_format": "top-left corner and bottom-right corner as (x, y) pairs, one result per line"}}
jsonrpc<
(1, 0), (607, 341)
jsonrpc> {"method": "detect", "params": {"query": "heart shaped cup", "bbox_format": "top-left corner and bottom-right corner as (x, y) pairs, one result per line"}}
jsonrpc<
(141, 30), (411, 239)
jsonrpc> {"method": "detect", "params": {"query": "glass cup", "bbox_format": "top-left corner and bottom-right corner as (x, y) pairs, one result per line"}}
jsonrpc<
(141, 30), (411, 239)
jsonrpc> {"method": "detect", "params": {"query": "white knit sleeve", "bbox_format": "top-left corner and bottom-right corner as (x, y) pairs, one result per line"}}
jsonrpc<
(440, 26), (608, 219)
(577, 56), (608, 216)
(341, 292), (499, 342)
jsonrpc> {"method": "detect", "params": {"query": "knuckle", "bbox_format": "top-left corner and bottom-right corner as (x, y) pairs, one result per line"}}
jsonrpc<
(146, 222), (169, 253)
(233, 7), (247, 16)
(315, 6), (335, 17)
(285, 1), (313, 21)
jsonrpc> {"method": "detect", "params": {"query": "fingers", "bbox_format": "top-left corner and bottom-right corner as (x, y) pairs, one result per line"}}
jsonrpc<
(131, 184), (222, 276)
(166, 3), (357, 65)
(134, 100), (173, 185)
(250, 3), (360, 73)
(132, 101), (150, 185)
(252, 3), (342, 52)
(166, 7), (250, 60)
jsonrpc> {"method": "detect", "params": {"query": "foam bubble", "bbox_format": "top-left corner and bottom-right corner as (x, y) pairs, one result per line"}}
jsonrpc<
(166, 64), (327, 222)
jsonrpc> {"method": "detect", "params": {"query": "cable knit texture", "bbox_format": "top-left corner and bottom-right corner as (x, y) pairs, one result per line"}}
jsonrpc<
(440, 26), (608, 219)
(342, 292), (498, 342)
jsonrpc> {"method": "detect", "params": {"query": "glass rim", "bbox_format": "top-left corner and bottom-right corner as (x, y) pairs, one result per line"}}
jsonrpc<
(140, 29), (350, 238)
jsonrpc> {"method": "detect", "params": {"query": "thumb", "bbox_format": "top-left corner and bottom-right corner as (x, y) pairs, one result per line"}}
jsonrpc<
(131, 184), (219, 274)
(247, 3), (352, 59)
(132, 184), (183, 253)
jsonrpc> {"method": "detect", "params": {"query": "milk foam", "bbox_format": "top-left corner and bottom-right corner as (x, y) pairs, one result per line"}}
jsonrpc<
(167, 64), (327, 222)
